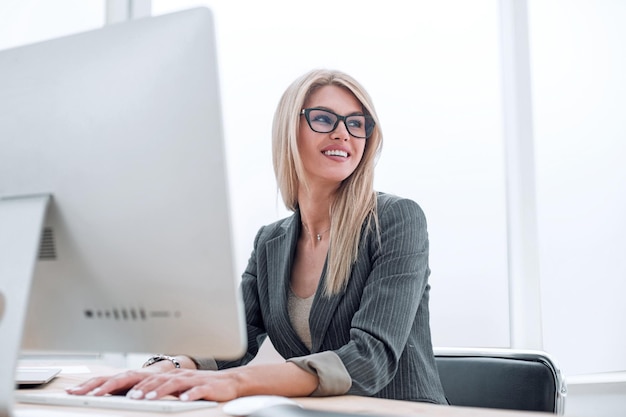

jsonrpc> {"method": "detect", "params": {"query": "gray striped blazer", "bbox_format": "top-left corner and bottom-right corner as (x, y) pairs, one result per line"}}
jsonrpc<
(217, 192), (448, 404)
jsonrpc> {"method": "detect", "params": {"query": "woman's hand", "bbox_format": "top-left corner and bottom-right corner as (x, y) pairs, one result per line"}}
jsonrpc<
(67, 362), (317, 402)
(67, 367), (241, 402)
(126, 368), (240, 402)
(66, 367), (164, 397)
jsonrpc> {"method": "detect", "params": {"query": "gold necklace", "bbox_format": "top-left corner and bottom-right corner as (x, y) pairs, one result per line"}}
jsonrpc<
(302, 222), (330, 242)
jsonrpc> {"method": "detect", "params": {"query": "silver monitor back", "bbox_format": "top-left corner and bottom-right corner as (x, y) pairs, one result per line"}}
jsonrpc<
(0, 8), (246, 360)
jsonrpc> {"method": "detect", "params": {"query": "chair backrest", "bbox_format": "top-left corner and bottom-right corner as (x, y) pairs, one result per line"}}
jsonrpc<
(434, 348), (567, 414)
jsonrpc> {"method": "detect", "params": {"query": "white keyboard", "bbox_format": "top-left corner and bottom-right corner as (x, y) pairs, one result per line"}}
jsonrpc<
(15, 391), (218, 413)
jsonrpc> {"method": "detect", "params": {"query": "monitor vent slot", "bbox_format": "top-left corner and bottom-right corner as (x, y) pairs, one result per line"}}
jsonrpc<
(38, 227), (57, 260)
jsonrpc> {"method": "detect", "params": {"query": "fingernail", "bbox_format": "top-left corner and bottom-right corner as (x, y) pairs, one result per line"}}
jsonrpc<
(88, 388), (101, 396)
(66, 386), (79, 392)
(130, 389), (144, 399)
(180, 393), (189, 402)
(145, 391), (157, 400)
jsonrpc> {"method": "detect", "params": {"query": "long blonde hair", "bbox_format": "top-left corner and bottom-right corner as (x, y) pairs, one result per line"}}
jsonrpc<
(272, 69), (383, 296)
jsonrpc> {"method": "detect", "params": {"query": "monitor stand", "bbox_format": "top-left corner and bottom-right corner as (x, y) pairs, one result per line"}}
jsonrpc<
(0, 194), (50, 417)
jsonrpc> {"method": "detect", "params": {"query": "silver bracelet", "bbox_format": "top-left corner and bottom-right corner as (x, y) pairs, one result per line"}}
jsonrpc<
(142, 354), (181, 368)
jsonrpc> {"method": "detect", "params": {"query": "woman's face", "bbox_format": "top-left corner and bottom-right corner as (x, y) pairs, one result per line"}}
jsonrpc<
(297, 85), (367, 188)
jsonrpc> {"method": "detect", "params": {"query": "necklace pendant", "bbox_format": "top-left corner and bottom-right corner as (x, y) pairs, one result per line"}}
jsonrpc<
(316, 234), (321, 241)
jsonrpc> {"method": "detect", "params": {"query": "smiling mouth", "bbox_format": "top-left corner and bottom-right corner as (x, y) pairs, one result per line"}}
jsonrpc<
(323, 149), (348, 158)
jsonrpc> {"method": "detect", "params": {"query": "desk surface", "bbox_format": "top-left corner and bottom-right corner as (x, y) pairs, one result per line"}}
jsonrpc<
(14, 365), (555, 417)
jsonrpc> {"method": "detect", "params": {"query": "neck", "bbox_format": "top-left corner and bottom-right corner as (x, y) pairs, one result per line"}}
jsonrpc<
(298, 188), (333, 244)
(301, 221), (330, 242)
(298, 186), (336, 244)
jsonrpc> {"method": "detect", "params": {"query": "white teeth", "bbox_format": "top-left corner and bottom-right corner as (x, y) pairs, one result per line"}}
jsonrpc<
(324, 150), (348, 157)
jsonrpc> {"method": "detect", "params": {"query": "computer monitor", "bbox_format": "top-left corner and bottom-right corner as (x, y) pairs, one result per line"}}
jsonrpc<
(0, 6), (246, 410)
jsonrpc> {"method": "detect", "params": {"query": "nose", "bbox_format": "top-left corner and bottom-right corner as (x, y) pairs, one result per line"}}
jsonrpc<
(331, 120), (350, 141)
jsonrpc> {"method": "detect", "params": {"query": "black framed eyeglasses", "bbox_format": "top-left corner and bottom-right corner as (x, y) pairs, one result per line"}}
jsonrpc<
(300, 107), (375, 139)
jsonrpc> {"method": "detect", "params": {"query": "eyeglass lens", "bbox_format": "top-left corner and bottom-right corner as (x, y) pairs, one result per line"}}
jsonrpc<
(305, 108), (372, 138)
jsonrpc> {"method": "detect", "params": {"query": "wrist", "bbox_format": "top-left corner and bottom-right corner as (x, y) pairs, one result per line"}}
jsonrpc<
(220, 365), (254, 397)
(142, 354), (181, 369)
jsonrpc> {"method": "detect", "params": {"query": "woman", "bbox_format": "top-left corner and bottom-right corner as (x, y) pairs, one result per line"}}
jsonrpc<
(69, 69), (448, 405)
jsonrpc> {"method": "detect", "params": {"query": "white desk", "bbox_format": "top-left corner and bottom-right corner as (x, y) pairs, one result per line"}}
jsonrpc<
(14, 365), (561, 417)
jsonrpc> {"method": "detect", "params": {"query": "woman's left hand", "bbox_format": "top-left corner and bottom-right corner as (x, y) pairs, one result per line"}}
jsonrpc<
(124, 368), (240, 402)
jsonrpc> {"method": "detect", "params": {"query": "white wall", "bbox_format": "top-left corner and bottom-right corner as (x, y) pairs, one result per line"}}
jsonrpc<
(529, 0), (626, 377)
(0, 1), (104, 50)
(566, 375), (626, 417)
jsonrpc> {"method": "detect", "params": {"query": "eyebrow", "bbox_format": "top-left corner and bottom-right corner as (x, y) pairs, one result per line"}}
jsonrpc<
(312, 106), (365, 117)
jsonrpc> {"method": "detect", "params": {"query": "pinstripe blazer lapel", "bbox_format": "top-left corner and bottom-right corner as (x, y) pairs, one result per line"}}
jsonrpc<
(309, 260), (348, 353)
(263, 211), (347, 355)
(264, 214), (311, 355)
(310, 220), (373, 353)
(265, 219), (295, 331)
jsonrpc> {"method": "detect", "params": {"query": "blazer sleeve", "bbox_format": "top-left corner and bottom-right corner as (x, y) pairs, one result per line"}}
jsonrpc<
(334, 196), (432, 395)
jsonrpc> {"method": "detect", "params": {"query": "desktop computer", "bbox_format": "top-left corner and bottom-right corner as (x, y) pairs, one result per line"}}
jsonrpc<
(0, 7), (246, 416)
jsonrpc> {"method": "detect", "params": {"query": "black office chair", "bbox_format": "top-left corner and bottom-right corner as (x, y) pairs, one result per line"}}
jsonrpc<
(434, 347), (567, 414)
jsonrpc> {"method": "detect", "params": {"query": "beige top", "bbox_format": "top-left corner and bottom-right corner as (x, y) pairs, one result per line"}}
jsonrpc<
(287, 287), (315, 350)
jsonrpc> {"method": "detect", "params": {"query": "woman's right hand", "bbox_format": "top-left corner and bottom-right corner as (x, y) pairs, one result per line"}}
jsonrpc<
(66, 366), (241, 402)
(66, 355), (193, 397)
(66, 366), (166, 397)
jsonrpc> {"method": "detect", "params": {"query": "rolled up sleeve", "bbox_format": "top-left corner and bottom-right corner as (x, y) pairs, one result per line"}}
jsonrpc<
(287, 351), (352, 396)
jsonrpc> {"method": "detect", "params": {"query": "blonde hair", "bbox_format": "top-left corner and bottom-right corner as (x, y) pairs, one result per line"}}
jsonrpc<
(272, 69), (383, 296)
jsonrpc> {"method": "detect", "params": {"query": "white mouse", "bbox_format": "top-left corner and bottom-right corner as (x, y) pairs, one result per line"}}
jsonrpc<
(222, 395), (301, 416)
